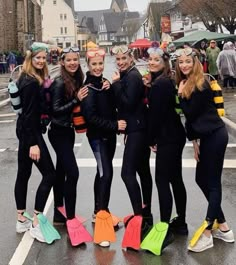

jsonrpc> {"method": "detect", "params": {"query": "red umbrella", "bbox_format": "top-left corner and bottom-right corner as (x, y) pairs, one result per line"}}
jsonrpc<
(129, 38), (152, 48)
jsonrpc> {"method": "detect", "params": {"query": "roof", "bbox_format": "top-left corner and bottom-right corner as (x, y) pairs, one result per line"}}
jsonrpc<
(173, 30), (236, 47)
(148, 2), (173, 15)
(110, 0), (128, 11)
(76, 9), (111, 33)
(115, 17), (143, 37)
(103, 11), (139, 32)
(103, 12), (125, 32)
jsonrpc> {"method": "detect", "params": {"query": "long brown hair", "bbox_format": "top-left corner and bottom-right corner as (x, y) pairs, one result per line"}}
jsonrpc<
(21, 50), (48, 85)
(175, 55), (205, 99)
(60, 55), (84, 98)
(151, 52), (172, 80)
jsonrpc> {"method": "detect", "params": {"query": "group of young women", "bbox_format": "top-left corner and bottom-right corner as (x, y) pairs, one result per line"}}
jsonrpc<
(14, 41), (234, 254)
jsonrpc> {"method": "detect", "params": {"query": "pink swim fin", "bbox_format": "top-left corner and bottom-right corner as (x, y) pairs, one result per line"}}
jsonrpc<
(122, 215), (143, 250)
(57, 206), (86, 223)
(66, 218), (93, 246)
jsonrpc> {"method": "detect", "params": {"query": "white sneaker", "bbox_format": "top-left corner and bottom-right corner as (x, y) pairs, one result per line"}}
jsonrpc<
(30, 224), (46, 243)
(98, 241), (110, 247)
(92, 213), (96, 224)
(212, 229), (235, 243)
(188, 234), (213, 252)
(16, 219), (32, 233)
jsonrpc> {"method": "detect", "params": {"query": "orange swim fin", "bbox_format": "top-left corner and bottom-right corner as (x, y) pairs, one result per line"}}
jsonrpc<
(94, 210), (116, 244)
(122, 215), (143, 250)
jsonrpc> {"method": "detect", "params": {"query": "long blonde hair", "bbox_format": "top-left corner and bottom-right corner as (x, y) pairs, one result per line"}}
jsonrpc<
(21, 50), (49, 85)
(175, 55), (205, 99)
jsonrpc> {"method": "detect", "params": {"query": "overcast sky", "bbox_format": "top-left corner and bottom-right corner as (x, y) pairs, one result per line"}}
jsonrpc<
(74, 0), (151, 12)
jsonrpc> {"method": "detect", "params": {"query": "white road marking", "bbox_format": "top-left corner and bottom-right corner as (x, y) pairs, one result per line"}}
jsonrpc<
(7, 152), (236, 264)
(76, 158), (236, 169)
(74, 143), (82, 147)
(0, 120), (14, 123)
(9, 191), (53, 265)
(0, 148), (6, 152)
(0, 98), (10, 107)
(185, 143), (236, 148)
(0, 113), (16, 117)
(1, 144), (236, 153)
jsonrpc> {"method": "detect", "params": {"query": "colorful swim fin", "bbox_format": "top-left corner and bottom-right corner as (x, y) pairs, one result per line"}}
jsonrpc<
(23, 212), (33, 221)
(141, 222), (169, 255)
(212, 220), (219, 230)
(123, 215), (134, 227)
(94, 210), (116, 244)
(37, 213), (61, 244)
(66, 218), (93, 246)
(57, 206), (87, 223)
(111, 213), (122, 227)
(189, 220), (208, 247)
(122, 215), (143, 250)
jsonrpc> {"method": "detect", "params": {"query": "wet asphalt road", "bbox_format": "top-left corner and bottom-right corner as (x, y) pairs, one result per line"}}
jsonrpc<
(0, 56), (235, 265)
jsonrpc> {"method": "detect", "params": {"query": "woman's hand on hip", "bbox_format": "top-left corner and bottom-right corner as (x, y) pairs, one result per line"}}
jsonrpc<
(192, 140), (200, 162)
(29, 145), (40, 162)
(118, 120), (127, 131)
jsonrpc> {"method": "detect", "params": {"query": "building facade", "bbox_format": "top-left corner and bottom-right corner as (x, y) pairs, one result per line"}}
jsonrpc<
(0, 0), (42, 52)
(41, 0), (76, 48)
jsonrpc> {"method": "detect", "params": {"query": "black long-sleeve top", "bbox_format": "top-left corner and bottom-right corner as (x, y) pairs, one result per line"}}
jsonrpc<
(179, 81), (225, 140)
(112, 66), (147, 133)
(148, 71), (186, 146)
(16, 73), (42, 146)
(50, 76), (79, 128)
(81, 72), (118, 139)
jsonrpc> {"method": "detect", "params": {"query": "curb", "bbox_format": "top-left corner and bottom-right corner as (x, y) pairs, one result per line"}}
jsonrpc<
(222, 117), (236, 140)
(0, 98), (10, 107)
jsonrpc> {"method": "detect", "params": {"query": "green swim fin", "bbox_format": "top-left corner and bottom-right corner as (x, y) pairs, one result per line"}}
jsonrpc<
(37, 213), (61, 244)
(141, 222), (169, 255)
(23, 212), (33, 221)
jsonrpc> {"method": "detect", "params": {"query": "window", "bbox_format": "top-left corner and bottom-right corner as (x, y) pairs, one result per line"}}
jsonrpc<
(53, 0), (57, 5)
(64, 14), (67, 20)
(60, 14), (63, 20)
(64, 27), (67, 34)
(110, 33), (115, 40)
(60, 27), (63, 34)
(66, 42), (71, 47)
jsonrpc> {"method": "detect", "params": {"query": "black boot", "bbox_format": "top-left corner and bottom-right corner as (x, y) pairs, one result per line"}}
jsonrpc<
(53, 207), (66, 225)
(169, 216), (188, 235)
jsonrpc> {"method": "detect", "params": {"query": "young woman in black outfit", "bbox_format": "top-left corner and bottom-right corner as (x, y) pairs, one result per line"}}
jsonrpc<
(141, 47), (187, 256)
(81, 48), (126, 247)
(15, 43), (60, 244)
(48, 47), (92, 246)
(111, 45), (153, 250)
(175, 47), (234, 252)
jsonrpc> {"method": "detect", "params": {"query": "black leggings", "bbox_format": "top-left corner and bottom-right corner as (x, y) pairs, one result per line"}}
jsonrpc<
(89, 135), (116, 212)
(15, 134), (56, 212)
(155, 139), (186, 223)
(196, 126), (228, 224)
(121, 131), (153, 215)
(48, 124), (79, 220)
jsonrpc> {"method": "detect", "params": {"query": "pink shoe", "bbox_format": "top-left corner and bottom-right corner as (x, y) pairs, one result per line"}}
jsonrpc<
(66, 218), (93, 246)
(57, 206), (86, 223)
